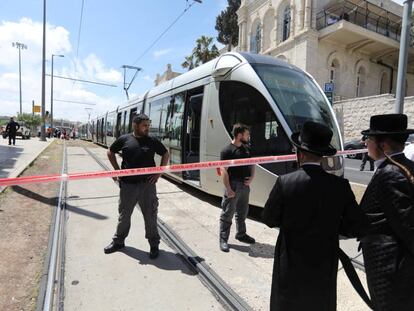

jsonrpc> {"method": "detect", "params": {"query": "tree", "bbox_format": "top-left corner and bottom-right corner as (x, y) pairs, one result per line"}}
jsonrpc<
(17, 113), (41, 128)
(181, 36), (220, 70)
(215, 0), (241, 51)
(181, 54), (195, 70)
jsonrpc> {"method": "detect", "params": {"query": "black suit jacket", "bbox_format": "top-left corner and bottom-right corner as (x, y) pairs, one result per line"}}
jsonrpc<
(263, 164), (366, 311)
(360, 153), (414, 310)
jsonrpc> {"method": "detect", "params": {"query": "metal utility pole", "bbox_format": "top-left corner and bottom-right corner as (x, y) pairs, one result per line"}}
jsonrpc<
(12, 42), (28, 115)
(121, 65), (141, 100)
(395, 0), (413, 113)
(50, 54), (64, 130)
(40, 0), (47, 141)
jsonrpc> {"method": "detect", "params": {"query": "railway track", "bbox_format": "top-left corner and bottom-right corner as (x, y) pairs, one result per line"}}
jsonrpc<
(82, 146), (253, 311)
(36, 141), (67, 311)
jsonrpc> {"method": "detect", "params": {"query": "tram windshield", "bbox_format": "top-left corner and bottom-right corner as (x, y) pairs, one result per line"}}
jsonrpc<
(252, 64), (341, 150)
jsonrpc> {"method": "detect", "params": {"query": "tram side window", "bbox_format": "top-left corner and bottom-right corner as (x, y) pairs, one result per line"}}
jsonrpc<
(148, 99), (163, 138)
(128, 108), (137, 133)
(169, 93), (185, 148)
(106, 112), (116, 137)
(219, 81), (292, 157)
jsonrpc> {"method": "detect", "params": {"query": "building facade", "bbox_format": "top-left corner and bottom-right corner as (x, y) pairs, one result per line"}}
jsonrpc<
(154, 64), (181, 86)
(237, 0), (414, 100)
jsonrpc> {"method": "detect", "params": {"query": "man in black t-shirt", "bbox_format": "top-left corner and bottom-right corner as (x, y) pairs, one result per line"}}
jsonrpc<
(104, 114), (169, 259)
(219, 123), (256, 252)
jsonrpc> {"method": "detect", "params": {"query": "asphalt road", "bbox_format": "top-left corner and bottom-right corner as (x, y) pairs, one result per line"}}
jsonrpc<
(344, 157), (374, 185)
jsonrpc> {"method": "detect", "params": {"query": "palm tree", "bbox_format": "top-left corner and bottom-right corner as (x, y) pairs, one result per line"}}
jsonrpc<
(181, 36), (220, 70)
(181, 54), (195, 70)
(193, 36), (219, 64)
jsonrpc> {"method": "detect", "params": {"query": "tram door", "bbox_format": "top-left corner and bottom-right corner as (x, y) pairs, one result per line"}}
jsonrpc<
(115, 112), (122, 138)
(100, 117), (104, 144)
(182, 89), (203, 184)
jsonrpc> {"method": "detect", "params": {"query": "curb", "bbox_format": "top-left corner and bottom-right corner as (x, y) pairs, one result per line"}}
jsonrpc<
(0, 139), (54, 194)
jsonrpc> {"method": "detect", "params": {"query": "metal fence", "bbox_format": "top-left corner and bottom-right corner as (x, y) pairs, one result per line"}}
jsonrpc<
(316, 0), (402, 42)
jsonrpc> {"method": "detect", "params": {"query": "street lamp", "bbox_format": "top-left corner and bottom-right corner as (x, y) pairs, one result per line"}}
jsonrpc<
(12, 42), (28, 115)
(50, 54), (64, 130)
(40, 0), (47, 142)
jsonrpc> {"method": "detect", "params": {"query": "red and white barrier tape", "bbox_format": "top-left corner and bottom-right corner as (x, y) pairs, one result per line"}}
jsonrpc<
(0, 149), (368, 187)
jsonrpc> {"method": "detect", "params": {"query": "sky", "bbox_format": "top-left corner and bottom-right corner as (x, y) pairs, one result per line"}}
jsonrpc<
(0, 0), (228, 122)
(0, 0), (407, 122)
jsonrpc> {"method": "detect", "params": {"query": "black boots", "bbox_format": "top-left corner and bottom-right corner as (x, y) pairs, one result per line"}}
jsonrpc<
(104, 241), (125, 254)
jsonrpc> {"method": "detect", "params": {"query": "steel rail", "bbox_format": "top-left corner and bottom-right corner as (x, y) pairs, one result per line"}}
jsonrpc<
(36, 141), (67, 311)
(82, 146), (252, 311)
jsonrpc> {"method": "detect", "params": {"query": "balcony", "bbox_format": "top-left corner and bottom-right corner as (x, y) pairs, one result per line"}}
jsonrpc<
(316, 0), (402, 41)
(315, 0), (414, 73)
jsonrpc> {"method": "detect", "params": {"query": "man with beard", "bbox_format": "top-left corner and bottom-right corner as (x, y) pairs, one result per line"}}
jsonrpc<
(104, 114), (169, 259)
(219, 123), (255, 252)
(360, 114), (414, 310)
(262, 121), (367, 311)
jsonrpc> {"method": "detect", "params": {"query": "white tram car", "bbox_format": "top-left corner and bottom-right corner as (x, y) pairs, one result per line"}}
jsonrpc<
(80, 52), (343, 207)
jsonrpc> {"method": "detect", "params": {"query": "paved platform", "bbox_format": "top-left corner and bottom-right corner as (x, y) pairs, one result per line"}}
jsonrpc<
(71, 144), (370, 311)
(64, 145), (225, 311)
(0, 136), (54, 193)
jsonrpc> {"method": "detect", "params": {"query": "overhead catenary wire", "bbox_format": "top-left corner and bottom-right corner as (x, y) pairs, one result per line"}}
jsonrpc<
(73, 0), (86, 80)
(54, 99), (97, 106)
(131, 0), (201, 66)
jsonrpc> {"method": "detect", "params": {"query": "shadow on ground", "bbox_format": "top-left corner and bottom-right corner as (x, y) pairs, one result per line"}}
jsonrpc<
(121, 246), (202, 276)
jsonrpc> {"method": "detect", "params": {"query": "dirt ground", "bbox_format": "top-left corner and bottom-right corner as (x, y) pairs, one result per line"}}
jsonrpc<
(0, 140), (62, 311)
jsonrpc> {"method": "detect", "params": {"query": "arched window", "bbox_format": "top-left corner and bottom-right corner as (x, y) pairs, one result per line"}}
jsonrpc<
(263, 10), (275, 51)
(283, 6), (291, 41)
(250, 21), (261, 53)
(356, 66), (366, 97)
(380, 72), (389, 94)
(329, 59), (340, 93)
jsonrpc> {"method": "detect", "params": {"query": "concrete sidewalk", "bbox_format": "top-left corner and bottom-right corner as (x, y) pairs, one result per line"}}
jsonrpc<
(64, 145), (225, 311)
(0, 137), (54, 193)
(85, 144), (370, 311)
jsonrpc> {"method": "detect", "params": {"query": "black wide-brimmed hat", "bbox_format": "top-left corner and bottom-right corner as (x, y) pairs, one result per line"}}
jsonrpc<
(361, 114), (414, 136)
(291, 121), (337, 156)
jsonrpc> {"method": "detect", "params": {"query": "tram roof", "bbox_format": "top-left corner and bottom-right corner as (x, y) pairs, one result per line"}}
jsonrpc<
(129, 52), (302, 102)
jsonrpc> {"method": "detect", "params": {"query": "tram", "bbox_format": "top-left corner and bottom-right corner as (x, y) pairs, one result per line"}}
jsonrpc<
(80, 52), (343, 207)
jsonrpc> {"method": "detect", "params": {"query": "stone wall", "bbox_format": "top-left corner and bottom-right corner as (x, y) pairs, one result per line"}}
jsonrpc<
(333, 94), (414, 142)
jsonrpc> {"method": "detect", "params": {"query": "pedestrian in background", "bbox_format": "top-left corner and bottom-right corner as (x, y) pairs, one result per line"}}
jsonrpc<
(219, 123), (255, 253)
(5, 117), (20, 146)
(263, 121), (367, 311)
(104, 114), (169, 259)
(360, 135), (374, 171)
(360, 114), (414, 310)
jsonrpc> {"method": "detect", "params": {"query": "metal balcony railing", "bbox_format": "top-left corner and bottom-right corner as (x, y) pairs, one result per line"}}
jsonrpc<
(316, 0), (402, 42)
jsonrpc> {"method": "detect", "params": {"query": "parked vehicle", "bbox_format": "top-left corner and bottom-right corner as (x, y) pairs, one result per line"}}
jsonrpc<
(16, 122), (31, 139)
(344, 138), (365, 159)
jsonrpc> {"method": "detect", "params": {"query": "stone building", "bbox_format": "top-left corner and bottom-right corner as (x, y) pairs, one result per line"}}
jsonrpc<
(237, 0), (414, 100)
(154, 64), (181, 86)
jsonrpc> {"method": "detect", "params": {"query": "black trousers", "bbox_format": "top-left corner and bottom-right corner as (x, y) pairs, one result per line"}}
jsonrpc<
(8, 133), (16, 145)
(361, 153), (374, 170)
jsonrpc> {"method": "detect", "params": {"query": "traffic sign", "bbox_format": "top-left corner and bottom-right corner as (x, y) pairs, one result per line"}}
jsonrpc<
(325, 83), (334, 92)
(33, 105), (41, 113)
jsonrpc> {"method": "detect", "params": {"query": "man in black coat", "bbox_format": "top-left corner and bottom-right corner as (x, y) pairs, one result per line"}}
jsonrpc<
(5, 117), (20, 146)
(263, 121), (367, 311)
(360, 114), (414, 311)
